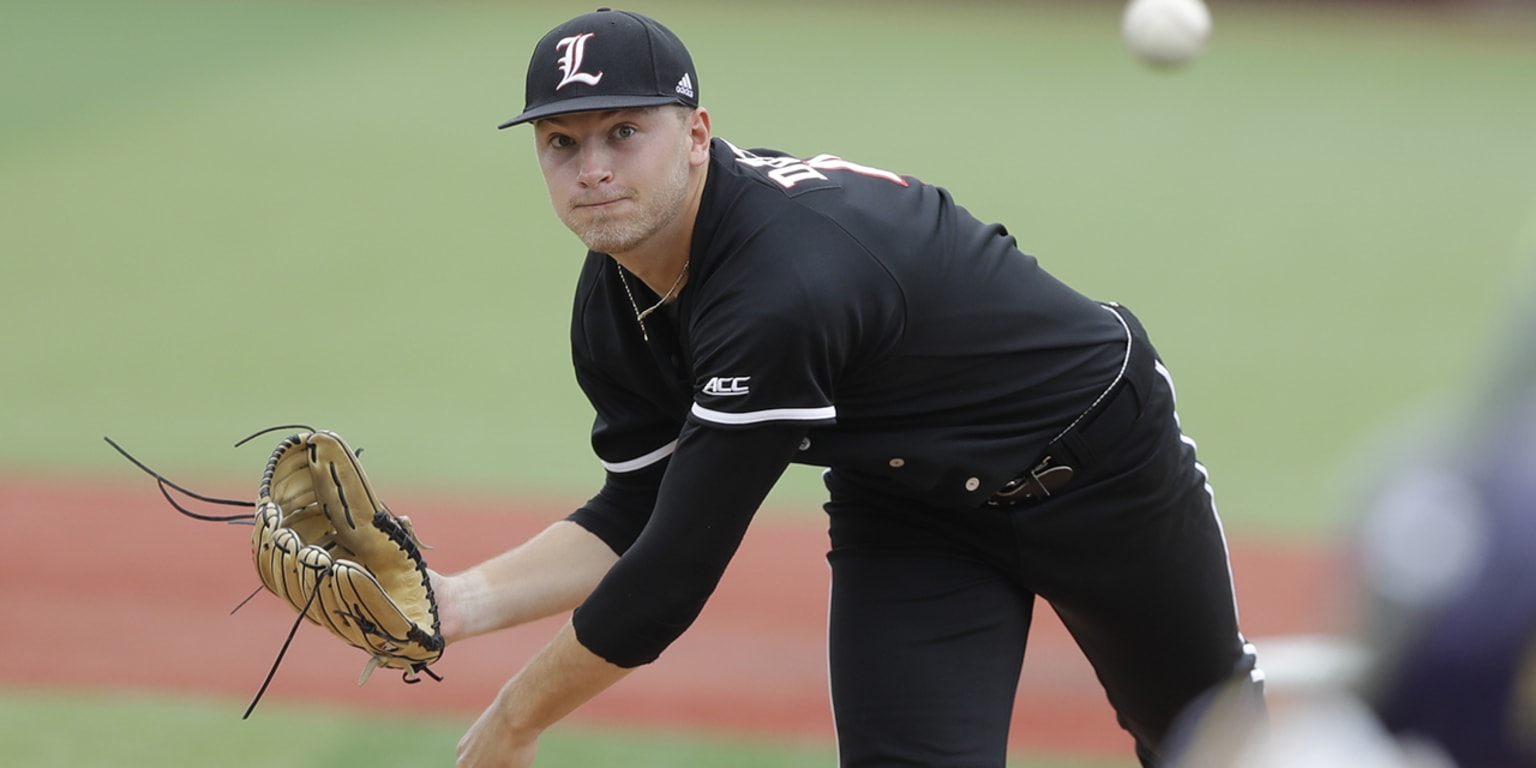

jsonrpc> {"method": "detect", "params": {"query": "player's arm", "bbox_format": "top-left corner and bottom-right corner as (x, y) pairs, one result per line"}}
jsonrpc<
(455, 618), (621, 767)
(430, 520), (616, 643)
(572, 420), (806, 665)
(459, 421), (805, 753)
(432, 461), (666, 643)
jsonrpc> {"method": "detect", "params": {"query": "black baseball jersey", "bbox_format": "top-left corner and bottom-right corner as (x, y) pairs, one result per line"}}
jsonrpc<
(568, 137), (1128, 666)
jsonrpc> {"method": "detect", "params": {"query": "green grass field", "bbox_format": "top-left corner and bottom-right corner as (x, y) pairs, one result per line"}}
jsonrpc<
(0, 687), (1131, 768)
(4, 0), (1535, 765)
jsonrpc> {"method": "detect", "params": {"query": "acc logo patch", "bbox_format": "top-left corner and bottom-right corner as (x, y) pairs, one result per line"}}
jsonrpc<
(702, 376), (750, 397)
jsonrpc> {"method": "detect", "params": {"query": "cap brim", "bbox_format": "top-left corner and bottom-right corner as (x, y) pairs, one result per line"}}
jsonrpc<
(497, 94), (688, 129)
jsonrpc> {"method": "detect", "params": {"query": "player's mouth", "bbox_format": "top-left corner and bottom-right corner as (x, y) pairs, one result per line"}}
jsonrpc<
(573, 196), (629, 211)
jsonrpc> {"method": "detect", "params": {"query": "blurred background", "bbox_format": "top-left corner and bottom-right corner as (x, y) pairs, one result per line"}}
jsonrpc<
(2, 0), (1534, 766)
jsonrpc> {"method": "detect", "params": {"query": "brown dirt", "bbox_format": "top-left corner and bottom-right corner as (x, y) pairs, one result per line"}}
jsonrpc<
(0, 475), (1341, 759)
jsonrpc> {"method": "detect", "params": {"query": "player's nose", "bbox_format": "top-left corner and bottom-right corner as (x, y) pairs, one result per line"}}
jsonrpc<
(575, 145), (613, 187)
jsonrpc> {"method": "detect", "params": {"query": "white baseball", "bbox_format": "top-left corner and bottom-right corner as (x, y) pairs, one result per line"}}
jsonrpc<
(1121, 0), (1212, 70)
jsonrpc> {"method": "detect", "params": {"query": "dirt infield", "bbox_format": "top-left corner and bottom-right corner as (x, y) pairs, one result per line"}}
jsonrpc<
(0, 476), (1341, 759)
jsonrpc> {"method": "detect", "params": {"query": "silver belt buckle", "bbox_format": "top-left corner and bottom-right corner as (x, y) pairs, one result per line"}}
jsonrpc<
(995, 456), (1075, 501)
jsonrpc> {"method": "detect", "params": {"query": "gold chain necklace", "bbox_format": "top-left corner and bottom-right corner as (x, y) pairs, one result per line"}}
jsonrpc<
(616, 258), (689, 341)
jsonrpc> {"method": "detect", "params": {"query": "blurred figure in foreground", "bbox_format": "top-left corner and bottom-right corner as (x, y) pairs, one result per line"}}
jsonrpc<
(1169, 250), (1536, 768)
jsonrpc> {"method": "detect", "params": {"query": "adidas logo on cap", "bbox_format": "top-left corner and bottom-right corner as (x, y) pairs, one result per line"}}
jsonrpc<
(675, 73), (694, 99)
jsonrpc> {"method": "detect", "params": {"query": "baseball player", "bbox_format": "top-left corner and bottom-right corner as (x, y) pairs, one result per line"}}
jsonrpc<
(435, 9), (1263, 767)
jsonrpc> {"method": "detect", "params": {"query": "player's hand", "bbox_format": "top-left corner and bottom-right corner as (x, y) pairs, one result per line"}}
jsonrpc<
(456, 694), (541, 768)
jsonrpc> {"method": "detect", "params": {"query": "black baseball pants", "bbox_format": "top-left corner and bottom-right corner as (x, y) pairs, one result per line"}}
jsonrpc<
(822, 353), (1261, 767)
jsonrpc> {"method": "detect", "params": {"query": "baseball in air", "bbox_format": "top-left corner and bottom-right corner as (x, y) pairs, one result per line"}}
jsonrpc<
(1121, 0), (1212, 70)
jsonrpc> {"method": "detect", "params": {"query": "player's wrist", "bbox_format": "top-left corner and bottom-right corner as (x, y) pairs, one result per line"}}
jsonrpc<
(428, 568), (470, 644)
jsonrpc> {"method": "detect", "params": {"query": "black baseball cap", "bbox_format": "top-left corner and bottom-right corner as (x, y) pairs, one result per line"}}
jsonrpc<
(498, 8), (699, 129)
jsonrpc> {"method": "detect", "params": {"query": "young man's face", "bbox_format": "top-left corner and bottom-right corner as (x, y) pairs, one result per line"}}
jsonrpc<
(533, 106), (705, 256)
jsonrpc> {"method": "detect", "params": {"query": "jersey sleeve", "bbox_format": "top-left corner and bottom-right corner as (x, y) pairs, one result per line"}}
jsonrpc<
(571, 420), (807, 667)
(686, 211), (903, 429)
(574, 353), (683, 471)
(564, 460), (666, 555)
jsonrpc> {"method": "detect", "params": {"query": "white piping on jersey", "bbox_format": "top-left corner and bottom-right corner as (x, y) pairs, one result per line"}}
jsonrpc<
(690, 403), (837, 426)
(1154, 358), (1242, 626)
(1047, 303), (1134, 445)
(600, 439), (678, 473)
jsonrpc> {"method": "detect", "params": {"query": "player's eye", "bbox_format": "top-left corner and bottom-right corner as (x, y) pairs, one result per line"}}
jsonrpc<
(613, 124), (638, 140)
(547, 134), (575, 149)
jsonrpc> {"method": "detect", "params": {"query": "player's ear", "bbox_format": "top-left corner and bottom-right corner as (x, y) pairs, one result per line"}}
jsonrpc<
(686, 107), (711, 165)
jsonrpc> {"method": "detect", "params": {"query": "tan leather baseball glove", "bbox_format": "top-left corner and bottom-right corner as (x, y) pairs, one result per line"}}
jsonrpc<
(106, 427), (444, 717)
